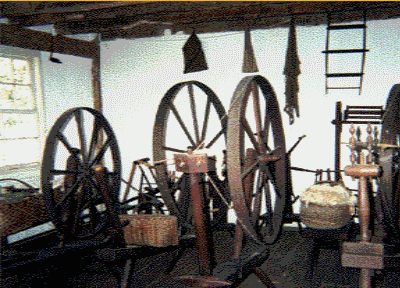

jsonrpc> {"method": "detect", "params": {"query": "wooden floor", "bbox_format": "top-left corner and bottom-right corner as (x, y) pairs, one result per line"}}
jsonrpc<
(3, 227), (400, 288)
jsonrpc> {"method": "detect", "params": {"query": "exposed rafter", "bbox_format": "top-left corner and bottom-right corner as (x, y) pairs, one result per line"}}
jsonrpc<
(1, 1), (400, 41)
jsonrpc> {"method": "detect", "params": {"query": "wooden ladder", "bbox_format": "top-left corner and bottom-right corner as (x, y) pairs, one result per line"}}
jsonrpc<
(323, 12), (369, 94)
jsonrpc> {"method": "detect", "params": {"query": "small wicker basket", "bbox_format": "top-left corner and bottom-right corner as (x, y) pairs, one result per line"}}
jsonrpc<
(300, 181), (356, 229)
(119, 214), (178, 247)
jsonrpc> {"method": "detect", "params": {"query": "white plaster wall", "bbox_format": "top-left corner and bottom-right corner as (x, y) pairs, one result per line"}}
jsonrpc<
(101, 19), (400, 214)
(0, 46), (93, 188)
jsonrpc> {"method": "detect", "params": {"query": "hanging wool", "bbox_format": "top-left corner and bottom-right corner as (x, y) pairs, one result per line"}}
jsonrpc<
(283, 18), (301, 125)
(242, 28), (259, 73)
(182, 31), (208, 74)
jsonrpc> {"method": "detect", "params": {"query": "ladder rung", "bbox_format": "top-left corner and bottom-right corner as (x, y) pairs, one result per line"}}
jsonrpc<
(340, 120), (382, 125)
(328, 24), (367, 30)
(326, 73), (363, 78)
(327, 87), (361, 90)
(322, 49), (369, 54)
(346, 110), (383, 115)
(347, 106), (383, 109)
(346, 115), (383, 119)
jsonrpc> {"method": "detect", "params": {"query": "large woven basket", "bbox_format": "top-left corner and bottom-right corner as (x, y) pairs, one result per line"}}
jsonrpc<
(300, 181), (355, 229)
(0, 193), (50, 236)
(300, 201), (353, 229)
(119, 214), (178, 247)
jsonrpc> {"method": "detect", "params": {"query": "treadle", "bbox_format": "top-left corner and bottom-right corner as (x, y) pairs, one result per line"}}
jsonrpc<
(341, 241), (384, 269)
(320, 283), (352, 288)
(324, 12), (368, 94)
(173, 275), (231, 287)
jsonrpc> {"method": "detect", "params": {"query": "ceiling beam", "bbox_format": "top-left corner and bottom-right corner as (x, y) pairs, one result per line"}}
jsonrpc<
(0, 24), (98, 59)
(3, 1), (400, 41)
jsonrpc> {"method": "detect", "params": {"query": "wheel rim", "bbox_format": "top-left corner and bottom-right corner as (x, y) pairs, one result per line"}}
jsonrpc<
(41, 107), (121, 241)
(227, 75), (288, 244)
(378, 84), (400, 242)
(152, 81), (228, 226)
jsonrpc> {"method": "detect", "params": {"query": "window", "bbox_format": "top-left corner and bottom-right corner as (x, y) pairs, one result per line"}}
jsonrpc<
(0, 48), (43, 170)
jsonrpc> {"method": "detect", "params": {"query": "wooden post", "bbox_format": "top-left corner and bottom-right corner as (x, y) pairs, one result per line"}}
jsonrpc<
(92, 35), (102, 113)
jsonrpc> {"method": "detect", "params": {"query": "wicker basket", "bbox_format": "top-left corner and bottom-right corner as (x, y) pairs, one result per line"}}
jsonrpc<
(119, 214), (178, 247)
(300, 201), (353, 229)
(0, 193), (50, 236)
(300, 181), (355, 229)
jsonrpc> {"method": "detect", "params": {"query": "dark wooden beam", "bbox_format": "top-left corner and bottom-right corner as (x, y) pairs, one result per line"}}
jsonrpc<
(0, 24), (98, 59)
(3, 1), (400, 41)
(53, 1), (400, 40)
(91, 35), (102, 113)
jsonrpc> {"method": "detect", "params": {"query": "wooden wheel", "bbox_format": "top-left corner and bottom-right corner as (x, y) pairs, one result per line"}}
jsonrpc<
(227, 75), (289, 245)
(378, 84), (400, 242)
(41, 107), (121, 242)
(152, 81), (228, 227)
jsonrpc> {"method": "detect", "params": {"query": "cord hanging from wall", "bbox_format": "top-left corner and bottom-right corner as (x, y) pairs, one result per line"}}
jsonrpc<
(283, 17), (301, 125)
(49, 34), (62, 64)
(242, 27), (258, 73)
(182, 30), (208, 73)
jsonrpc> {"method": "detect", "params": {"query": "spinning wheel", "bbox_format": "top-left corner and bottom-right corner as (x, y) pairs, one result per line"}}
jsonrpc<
(152, 81), (228, 227)
(41, 107), (121, 242)
(378, 84), (400, 242)
(227, 75), (289, 245)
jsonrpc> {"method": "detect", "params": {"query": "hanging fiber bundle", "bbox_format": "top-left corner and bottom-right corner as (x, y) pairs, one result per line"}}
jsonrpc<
(242, 28), (259, 73)
(283, 18), (301, 125)
(182, 31), (208, 74)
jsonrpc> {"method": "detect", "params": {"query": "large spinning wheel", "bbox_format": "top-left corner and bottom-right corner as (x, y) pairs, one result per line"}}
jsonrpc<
(41, 107), (121, 242)
(227, 75), (289, 245)
(378, 84), (400, 243)
(153, 81), (228, 227)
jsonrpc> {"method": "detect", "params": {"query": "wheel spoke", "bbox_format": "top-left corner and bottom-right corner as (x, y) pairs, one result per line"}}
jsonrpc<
(169, 102), (196, 147)
(50, 169), (80, 175)
(188, 83), (200, 144)
(70, 179), (89, 236)
(241, 158), (260, 180)
(56, 132), (74, 154)
(86, 180), (102, 233)
(262, 172), (274, 235)
(251, 171), (263, 224)
(75, 109), (88, 163)
(251, 83), (264, 153)
(241, 118), (261, 154)
(205, 127), (225, 149)
(200, 98), (211, 145)
(263, 119), (272, 152)
(89, 137), (112, 167)
(88, 117), (101, 164)
(55, 175), (84, 209)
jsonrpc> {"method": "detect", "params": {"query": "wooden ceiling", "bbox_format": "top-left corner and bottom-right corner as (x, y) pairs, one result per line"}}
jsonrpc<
(1, 1), (400, 41)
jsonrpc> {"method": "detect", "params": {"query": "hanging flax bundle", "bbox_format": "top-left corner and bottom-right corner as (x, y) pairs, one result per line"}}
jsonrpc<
(283, 18), (301, 125)
(242, 28), (259, 73)
(182, 31), (208, 74)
